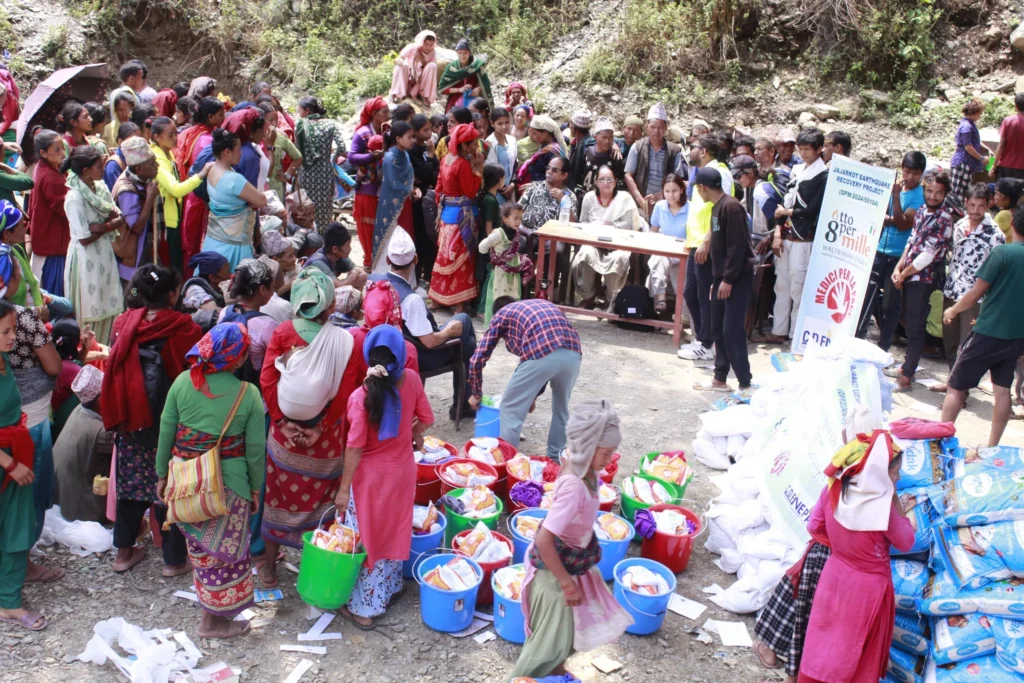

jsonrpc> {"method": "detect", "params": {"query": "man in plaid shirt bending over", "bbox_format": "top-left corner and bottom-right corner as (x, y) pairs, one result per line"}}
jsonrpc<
(468, 297), (583, 458)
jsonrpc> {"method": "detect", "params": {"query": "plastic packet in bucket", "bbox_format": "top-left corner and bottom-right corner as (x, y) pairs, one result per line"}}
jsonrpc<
(893, 438), (956, 491)
(423, 557), (478, 591)
(931, 612), (997, 665)
(507, 454), (558, 482)
(641, 451), (691, 486)
(886, 645), (924, 683)
(593, 513), (631, 541)
(620, 564), (671, 596)
(493, 565), (526, 601)
(415, 436), (454, 464)
(443, 461), (496, 487)
(456, 522), (512, 563)
(951, 446), (1024, 479)
(926, 470), (1024, 527)
(466, 437), (506, 465)
(456, 485), (498, 519)
(622, 477), (672, 505)
(893, 612), (931, 656)
(892, 559), (930, 613)
(651, 509), (697, 536)
(932, 520), (1024, 590)
(412, 502), (441, 535)
(599, 483), (618, 505)
(311, 521), (360, 553)
(892, 490), (938, 556)
(515, 515), (542, 540)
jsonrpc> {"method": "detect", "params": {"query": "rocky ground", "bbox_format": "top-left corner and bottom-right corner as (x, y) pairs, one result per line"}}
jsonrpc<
(1, 232), (1008, 683)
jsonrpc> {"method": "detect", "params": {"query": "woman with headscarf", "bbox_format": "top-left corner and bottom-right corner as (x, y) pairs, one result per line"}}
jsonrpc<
(201, 128), (268, 270)
(796, 425), (913, 683)
(438, 38), (493, 114)
(63, 146), (126, 345)
(508, 399), (633, 678)
(221, 108), (267, 190)
(151, 89), (178, 120)
(294, 96), (344, 234)
(516, 115), (568, 188)
(350, 97), (390, 267)
(371, 122), (417, 275)
(257, 267), (360, 589)
(181, 251), (230, 314)
(348, 280), (419, 384)
(101, 264), (202, 574)
(505, 82), (533, 115)
(334, 324), (432, 629)
(102, 88), (137, 151)
(155, 322), (266, 639)
(187, 77), (218, 100)
(390, 31), (439, 106)
(178, 97), (227, 269)
(428, 124), (484, 312)
(219, 256), (279, 383)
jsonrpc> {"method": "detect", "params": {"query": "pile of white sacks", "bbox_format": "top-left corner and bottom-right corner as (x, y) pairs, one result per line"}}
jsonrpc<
(696, 337), (896, 614)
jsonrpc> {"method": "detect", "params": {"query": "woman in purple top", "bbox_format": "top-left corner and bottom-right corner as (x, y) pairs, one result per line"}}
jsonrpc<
(950, 98), (988, 201)
(350, 97), (389, 268)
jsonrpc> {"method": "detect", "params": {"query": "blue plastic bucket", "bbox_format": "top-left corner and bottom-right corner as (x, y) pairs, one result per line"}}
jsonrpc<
(613, 558), (677, 635)
(507, 509), (548, 564)
(403, 512), (447, 579)
(416, 554), (483, 633)
(596, 514), (635, 581)
(492, 564), (526, 644)
(474, 404), (501, 438)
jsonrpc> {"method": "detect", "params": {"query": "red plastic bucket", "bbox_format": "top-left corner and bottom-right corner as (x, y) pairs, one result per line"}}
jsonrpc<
(461, 438), (517, 506)
(452, 529), (514, 606)
(599, 484), (621, 512)
(640, 503), (702, 574)
(599, 452), (621, 484)
(438, 459), (500, 496)
(415, 441), (458, 506)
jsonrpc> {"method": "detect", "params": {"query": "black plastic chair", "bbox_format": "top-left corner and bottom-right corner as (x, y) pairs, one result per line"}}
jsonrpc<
(409, 336), (466, 431)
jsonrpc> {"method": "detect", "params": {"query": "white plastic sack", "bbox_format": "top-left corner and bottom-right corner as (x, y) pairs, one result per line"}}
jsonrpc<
(705, 513), (737, 554)
(706, 498), (765, 539)
(76, 617), (200, 683)
(37, 505), (113, 557)
(693, 435), (731, 470)
(726, 434), (746, 457)
(276, 324), (352, 420)
(699, 404), (760, 438)
(708, 560), (786, 614)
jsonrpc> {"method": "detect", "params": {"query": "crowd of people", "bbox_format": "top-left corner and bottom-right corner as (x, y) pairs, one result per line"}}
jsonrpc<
(0, 32), (1022, 681)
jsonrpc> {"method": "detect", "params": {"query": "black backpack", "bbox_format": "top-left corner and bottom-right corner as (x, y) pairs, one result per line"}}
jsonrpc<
(135, 339), (171, 448)
(613, 285), (655, 332)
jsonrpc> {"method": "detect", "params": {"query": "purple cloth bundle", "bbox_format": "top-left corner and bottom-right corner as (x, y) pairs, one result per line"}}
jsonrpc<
(633, 509), (657, 539)
(509, 480), (545, 508)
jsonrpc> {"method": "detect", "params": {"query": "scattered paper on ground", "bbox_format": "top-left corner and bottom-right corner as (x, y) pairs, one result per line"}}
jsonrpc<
(283, 659), (315, 683)
(915, 377), (943, 389)
(472, 610), (494, 622)
(592, 654), (624, 673)
(449, 618), (490, 638)
(701, 584), (724, 595)
(668, 593), (707, 620)
(473, 630), (496, 644)
(703, 619), (753, 647)
(280, 644), (327, 655)
(173, 590), (199, 602)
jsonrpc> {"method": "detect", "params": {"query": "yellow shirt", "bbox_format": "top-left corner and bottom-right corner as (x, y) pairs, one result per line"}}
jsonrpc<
(150, 143), (204, 229)
(685, 160), (728, 249)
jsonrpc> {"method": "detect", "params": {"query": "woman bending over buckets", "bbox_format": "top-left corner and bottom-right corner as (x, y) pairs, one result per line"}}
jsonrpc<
(507, 399), (633, 680)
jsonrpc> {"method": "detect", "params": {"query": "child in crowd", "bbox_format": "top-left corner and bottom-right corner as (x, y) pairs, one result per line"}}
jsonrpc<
(479, 201), (533, 325)
(475, 164), (504, 320)
(429, 114), (446, 145)
(508, 399), (632, 679)
(992, 178), (1022, 240)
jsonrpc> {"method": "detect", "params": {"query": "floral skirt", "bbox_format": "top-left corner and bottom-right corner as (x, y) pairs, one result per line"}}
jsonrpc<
(114, 432), (158, 503)
(428, 221), (478, 306)
(181, 490), (254, 617)
(344, 488), (403, 619)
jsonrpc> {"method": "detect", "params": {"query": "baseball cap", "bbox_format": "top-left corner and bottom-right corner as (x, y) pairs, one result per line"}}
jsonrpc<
(692, 167), (723, 190)
(730, 155), (758, 178)
(778, 128), (797, 144)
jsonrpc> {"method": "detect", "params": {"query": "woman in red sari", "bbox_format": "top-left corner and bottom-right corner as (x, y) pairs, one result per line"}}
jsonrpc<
(428, 124), (484, 312)
(258, 268), (360, 588)
(177, 97), (227, 270)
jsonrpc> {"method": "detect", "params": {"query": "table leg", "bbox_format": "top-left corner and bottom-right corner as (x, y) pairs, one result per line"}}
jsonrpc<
(673, 255), (688, 347)
(546, 238), (558, 301)
(534, 236), (545, 299)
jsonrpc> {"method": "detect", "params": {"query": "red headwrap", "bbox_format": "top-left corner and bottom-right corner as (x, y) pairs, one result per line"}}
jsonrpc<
(359, 96), (388, 128)
(367, 135), (384, 153)
(152, 89), (178, 119)
(223, 107), (261, 143)
(505, 82), (527, 105)
(363, 280), (404, 329)
(449, 124), (480, 152)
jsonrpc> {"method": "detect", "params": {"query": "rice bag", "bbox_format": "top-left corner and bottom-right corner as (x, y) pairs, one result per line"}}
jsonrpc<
(893, 612), (931, 656)
(412, 502), (440, 533)
(928, 654), (1021, 683)
(539, 482), (556, 509)
(311, 522), (360, 554)
(415, 436), (454, 464)
(599, 483), (618, 504)
(919, 569), (1024, 618)
(620, 565), (670, 596)
(893, 559), (931, 613)
(641, 451), (692, 486)
(515, 515), (542, 540)
(456, 485), (498, 519)
(651, 509), (695, 536)
(992, 616), (1024, 674)
(927, 470), (1024, 527)
(894, 438), (954, 491)
(932, 613), (997, 664)
(493, 565), (526, 601)
(456, 522), (512, 563)
(951, 446), (1024, 479)
(892, 489), (939, 556)
(507, 454), (532, 481)
(592, 513), (630, 541)
(423, 557), (478, 591)
(467, 437), (506, 465)
(442, 461), (496, 487)
(887, 646), (924, 683)
(622, 476), (673, 505)
(932, 520), (1024, 590)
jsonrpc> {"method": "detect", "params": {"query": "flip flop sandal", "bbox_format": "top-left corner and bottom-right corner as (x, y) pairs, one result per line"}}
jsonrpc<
(257, 564), (279, 589)
(161, 561), (193, 578)
(0, 612), (47, 631)
(25, 566), (65, 584)
(340, 608), (376, 631)
(753, 642), (782, 670)
(693, 381), (733, 393)
(112, 547), (146, 573)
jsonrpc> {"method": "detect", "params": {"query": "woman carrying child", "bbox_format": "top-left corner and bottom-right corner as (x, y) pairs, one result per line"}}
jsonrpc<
(508, 399), (633, 679)
(478, 196), (532, 325)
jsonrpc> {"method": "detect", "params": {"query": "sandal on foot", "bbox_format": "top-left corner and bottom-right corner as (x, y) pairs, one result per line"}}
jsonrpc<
(198, 620), (251, 640)
(112, 547), (146, 573)
(162, 561), (193, 578)
(25, 565), (65, 584)
(693, 381), (733, 393)
(340, 607), (376, 631)
(0, 612), (47, 631)
(754, 642), (781, 670)
(257, 563), (279, 589)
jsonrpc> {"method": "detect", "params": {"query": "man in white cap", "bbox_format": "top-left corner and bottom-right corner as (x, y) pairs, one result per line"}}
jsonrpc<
(570, 117), (626, 200)
(52, 365), (114, 524)
(567, 108), (592, 188)
(111, 135), (159, 280)
(774, 128), (798, 169)
(624, 102), (686, 217)
(367, 228), (478, 420)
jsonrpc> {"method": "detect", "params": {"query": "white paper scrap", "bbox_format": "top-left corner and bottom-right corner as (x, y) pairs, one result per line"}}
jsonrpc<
(304, 612), (335, 638)
(668, 593), (707, 620)
(473, 630), (496, 644)
(173, 590), (199, 602)
(704, 619), (753, 647)
(280, 644), (327, 655)
(592, 654), (623, 673)
(283, 659), (315, 683)
(915, 377), (943, 389)
(298, 632), (343, 641)
(172, 631), (203, 660)
(305, 605), (323, 620)
(284, 561), (300, 574)
(701, 583), (723, 595)
(448, 618), (490, 638)
(233, 608), (257, 622)
(472, 610), (494, 622)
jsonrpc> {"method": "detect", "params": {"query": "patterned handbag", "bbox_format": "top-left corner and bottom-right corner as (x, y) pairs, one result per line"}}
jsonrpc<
(163, 385), (246, 527)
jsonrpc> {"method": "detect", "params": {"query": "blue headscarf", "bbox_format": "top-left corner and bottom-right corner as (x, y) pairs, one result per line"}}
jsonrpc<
(188, 251), (229, 277)
(0, 200), (23, 234)
(0, 244), (13, 299)
(364, 325), (407, 441)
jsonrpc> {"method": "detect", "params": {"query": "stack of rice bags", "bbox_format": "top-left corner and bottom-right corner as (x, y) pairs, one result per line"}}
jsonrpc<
(453, 485), (499, 519)
(641, 451), (693, 490)
(622, 476), (674, 505)
(465, 437), (507, 466)
(888, 442), (1024, 682)
(493, 565), (526, 601)
(415, 436), (455, 465)
(442, 461), (496, 487)
(422, 557), (479, 591)
(593, 513), (631, 541)
(455, 522), (512, 563)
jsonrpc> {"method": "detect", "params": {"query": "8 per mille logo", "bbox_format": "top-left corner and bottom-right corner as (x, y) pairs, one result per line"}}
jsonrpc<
(814, 268), (857, 323)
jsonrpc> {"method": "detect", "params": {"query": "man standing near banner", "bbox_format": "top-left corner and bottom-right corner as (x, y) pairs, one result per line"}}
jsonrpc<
(889, 171), (954, 391)
(691, 167), (755, 392)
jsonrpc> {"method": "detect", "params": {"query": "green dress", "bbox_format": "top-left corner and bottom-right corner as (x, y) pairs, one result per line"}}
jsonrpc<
(0, 354), (36, 609)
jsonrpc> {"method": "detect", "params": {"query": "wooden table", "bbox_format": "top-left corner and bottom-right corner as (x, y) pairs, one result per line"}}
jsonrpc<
(533, 221), (689, 345)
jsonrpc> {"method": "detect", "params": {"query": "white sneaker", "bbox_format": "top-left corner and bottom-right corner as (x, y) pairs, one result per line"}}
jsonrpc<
(678, 344), (714, 361)
(677, 340), (699, 352)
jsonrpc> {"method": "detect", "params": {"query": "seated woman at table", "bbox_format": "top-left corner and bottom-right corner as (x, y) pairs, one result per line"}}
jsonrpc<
(570, 165), (644, 311)
(646, 173), (689, 314)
